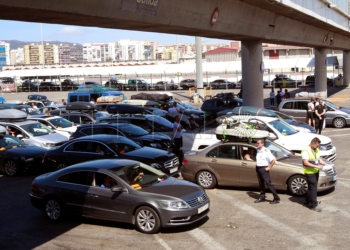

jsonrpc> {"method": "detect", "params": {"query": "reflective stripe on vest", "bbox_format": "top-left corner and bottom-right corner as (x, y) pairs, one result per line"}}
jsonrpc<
(301, 147), (320, 174)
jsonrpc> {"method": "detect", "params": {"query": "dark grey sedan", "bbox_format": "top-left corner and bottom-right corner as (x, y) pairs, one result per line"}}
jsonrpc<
(30, 159), (210, 234)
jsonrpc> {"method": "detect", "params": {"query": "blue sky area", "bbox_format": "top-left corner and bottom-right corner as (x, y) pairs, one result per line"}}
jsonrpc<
(0, 20), (231, 46)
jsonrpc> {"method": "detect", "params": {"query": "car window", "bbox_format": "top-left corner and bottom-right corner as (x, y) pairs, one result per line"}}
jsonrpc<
(20, 122), (53, 137)
(217, 145), (236, 159)
(65, 141), (88, 152)
(268, 120), (297, 135)
(202, 101), (213, 108)
(80, 127), (105, 136)
(295, 101), (308, 110)
(265, 141), (292, 160)
(240, 146), (256, 161)
(65, 115), (80, 124)
(88, 142), (108, 154)
(0, 136), (24, 149)
(95, 173), (120, 188)
(57, 171), (93, 186)
(117, 124), (148, 136)
(282, 102), (293, 109)
(48, 117), (73, 128)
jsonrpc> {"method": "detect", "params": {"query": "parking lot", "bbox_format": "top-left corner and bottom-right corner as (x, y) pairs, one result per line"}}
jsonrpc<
(1, 87), (350, 249)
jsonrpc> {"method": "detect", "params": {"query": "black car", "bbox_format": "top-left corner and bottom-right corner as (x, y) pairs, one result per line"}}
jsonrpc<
(201, 97), (243, 119)
(0, 134), (46, 176)
(30, 159), (210, 233)
(43, 135), (180, 176)
(61, 79), (80, 91)
(20, 80), (40, 91)
(305, 75), (334, 87)
(39, 81), (60, 91)
(69, 123), (173, 150)
(104, 78), (126, 90)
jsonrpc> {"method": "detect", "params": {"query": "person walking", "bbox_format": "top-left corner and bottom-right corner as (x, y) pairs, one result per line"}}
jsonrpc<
(315, 99), (326, 134)
(284, 89), (290, 99)
(301, 137), (325, 212)
(276, 90), (282, 106)
(254, 138), (280, 204)
(173, 115), (184, 168)
(269, 88), (275, 106)
(307, 98), (315, 128)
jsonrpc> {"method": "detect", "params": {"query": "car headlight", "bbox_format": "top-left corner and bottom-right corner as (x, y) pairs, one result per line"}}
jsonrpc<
(319, 170), (327, 177)
(44, 143), (56, 147)
(319, 145), (327, 150)
(159, 201), (190, 209)
(150, 143), (162, 148)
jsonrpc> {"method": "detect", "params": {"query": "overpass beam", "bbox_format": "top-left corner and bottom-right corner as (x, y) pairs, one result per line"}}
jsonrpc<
(241, 40), (263, 107)
(343, 50), (350, 87)
(314, 48), (327, 94)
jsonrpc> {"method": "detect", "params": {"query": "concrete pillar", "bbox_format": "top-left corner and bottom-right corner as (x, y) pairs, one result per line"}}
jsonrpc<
(343, 50), (350, 87)
(195, 37), (204, 99)
(241, 40), (263, 107)
(314, 48), (327, 93)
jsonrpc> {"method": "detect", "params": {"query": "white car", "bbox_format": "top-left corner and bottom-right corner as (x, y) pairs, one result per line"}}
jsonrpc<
(28, 116), (78, 139)
(183, 116), (336, 162)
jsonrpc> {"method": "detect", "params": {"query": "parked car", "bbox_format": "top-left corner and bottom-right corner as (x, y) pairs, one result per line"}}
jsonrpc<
(154, 81), (178, 90)
(69, 123), (173, 150)
(238, 79), (269, 88)
(305, 75), (334, 87)
(209, 79), (236, 89)
(271, 76), (302, 88)
(104, 78), (126, 90)
(24, 100), (58, 109)
(182, 140), (337, 196)
(0, 77), (14, 84)
(20, 80), (40, 91)
(39, 81), (60, 91)
(0, 109), (68, 149)
(43, 134), (180, 175)
(0, 103), (41, 116)
(201, 97), (243, 119)
(179, 79), (208, 90)
(277, 98), (350, 128)
(0, 134), (46, 176)
(30, 159), (210, 233)
(28, 116), (77, 139)
(127, 79), (152, 90)
(60, 79), (80, 91)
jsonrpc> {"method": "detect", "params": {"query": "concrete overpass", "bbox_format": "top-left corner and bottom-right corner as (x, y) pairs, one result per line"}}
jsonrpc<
(0, 0), (349, 106)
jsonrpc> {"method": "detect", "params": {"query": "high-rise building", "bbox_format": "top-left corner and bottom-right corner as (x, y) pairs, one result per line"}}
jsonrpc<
(58, 44), (83, 64)
(24, 43), (58, 65)
(83, 43), (109, 62)
(10, 48), (24, 65)
(0, 41), (10, 68)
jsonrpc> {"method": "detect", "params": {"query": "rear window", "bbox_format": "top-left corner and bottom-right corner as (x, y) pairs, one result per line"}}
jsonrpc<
(57, 171), (93, 186)
(282, 102), (293, 109)
(295, 101), (308, 110)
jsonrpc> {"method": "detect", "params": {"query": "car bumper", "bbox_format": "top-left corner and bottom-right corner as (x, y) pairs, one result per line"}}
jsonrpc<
(181, 171), (196, 183)
(29, 193), (43, 210)
(159, 201), (210, 228)
(318, 174), (337, 191)
(319, 146), (337, 162)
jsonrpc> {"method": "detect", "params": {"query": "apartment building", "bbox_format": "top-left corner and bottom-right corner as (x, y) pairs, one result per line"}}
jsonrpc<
(24, 44), (58, 65)
(58, 44), (83, 64)
(0, 41), (10, 68)
(9, 47), (24, 65)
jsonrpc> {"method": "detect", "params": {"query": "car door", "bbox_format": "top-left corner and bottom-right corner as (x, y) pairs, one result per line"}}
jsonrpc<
(324, 105), (336, 125)
(205, 145), (240, 186)
(293, 101), (308, 122)
(88, 172), (129, 222)
(56, 171), (93, 215)
(64, 141), (92, 166)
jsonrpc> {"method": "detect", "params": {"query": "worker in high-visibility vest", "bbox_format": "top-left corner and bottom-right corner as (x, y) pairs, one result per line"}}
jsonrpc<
(301, 137), (325, 212)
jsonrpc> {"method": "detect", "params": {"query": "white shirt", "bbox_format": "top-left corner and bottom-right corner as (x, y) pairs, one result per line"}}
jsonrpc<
(280, 91), (285, 97)
(168, 107), (177, 113)
(256, 147), (275, 166)
(307, 102), (314, 112)
(173, 121), (182, 138)
(270, 92), (275, 98)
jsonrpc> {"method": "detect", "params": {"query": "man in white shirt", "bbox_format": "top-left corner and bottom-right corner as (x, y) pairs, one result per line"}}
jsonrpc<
(254, 139), (280, 204)
(168, 104), (177, 113)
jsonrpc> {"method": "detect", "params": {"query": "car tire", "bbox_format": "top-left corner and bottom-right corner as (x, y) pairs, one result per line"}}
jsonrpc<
(142, 86), (146, 90)
(45, 198), (64, 221)
(288, 175), (308, 196)
(332, 117), (346, 128)
(196, 170), (217, 189)
(170, 86), (174, 90)
(155, 86), (159, 90)
(135, 206), (161, 234)
(228, 84), (232, 89)
(4, 160), (19, 176)
(56, 162), (67, 170)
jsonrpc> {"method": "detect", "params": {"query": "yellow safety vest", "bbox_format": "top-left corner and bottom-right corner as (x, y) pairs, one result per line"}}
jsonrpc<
(301, 147), (320, 174)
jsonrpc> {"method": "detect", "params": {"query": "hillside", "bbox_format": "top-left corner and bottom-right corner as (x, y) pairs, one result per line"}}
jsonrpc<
(3, 40), (81, 49)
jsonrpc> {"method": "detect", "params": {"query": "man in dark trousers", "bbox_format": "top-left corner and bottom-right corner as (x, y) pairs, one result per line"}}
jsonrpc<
(173, 115), (184, 168)
(314, 99), (326, 134)
(254, 138), (280, 204)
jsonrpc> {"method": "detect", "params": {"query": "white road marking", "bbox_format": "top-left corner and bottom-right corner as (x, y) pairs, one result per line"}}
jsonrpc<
(211, 192), (319, 247)
(323, 128), (350, 132)
(188, 228), (227, 250)
(338, 178), (350, 181)
(154, 235), (172, 250)
(327, 133), (350, 137)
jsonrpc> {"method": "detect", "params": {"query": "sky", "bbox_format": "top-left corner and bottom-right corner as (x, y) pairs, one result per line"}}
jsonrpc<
(0, 20), (232, 45)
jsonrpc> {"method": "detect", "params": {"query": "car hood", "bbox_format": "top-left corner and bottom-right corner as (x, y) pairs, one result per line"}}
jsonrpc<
(287, 131), (331, 144)
(123, 147), (173, 160)
(34, 132), (68, 143)
(141, 177), (204, 200)
(286, 120), (316, 133)
(339, 107), (350, 114)
(6, 146), (47, 156)
(135, 133), (171, 142)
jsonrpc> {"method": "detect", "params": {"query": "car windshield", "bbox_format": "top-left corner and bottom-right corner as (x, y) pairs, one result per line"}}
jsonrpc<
(0, 136), (24, 149)
(47, 117), (73, 128)
(275, 111), (292, 120)
(20, 122), (54, 136)
(42, 100), (53, 106)
(117, 124), (149, 136)
(265, 141), (292, 160)
(107, 139), (141, 154)
(146, 116), (173, 129)
(268, 119), (297, 135)
(324, 100), (339, 110)
(111, 163), (167, 188)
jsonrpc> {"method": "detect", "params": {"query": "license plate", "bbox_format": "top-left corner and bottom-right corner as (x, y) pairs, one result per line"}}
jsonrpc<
(332, 175), (337, 181)
(198, 203), (209, 214)
(170, 167), (178, 174)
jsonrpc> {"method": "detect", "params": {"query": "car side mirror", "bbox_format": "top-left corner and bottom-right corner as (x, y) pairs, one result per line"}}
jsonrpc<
(111, 186), (125, 192)
(268, 133), (277, 140)
(17, 134), (23, 139)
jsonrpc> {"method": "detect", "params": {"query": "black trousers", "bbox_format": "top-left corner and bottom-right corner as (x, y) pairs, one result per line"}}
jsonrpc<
(270, 98), (275, 106)
(305, 172), (319, 208)
(174, 137), (184, 167)
(256, 166), (279, 199)
(316, 117), (324, 134)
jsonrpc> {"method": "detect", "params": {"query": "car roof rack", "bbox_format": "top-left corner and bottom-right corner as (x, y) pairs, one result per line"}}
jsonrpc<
(0, 109), (28, 121)
(28, 94), (47, 101)
(66, 102), (95, 111)
(106, 104), (148, 114)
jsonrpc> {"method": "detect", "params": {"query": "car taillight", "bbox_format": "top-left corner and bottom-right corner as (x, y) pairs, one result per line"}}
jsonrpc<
(182, 159), (189, 166)
(31, 182), (38, 190)
(277, 108), (280, 111)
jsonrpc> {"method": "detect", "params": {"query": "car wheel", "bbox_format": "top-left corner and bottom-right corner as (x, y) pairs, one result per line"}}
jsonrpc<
(228, 84), (232, 89)
(45, 198), (64, 221)
(196, 170), (217, 189)
(142, 86), (146, 90)
(4, 160), (19, 176)
(56, 162), (67, 170)
(288, 175), (308, 196)
(135, 206), (161, 234)
(333, 117), (346, 128)
(155, 86), (159, 90)
(170, 86), (174, 90)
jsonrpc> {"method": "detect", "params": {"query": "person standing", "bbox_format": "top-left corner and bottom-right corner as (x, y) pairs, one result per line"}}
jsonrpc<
(269, 88), (275, 106)
(276, 90), (282, 106)
(307, 97), (315, 128)
(284, 89), (290, 99)
(61, 99), (67, 105)
(279, 87), (285, 98)
(315, 99), (326, 134)
(173, 115), (184, 168)
(301, 137), (325, 212)
(168, 104), (177, 113)
(254, 139), (280, 204)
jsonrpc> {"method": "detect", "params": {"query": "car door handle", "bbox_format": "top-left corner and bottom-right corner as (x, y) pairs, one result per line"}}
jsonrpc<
(90, 194), (98, 198)
(241, 163), (248, 166)
(211, 159), (217, 162)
